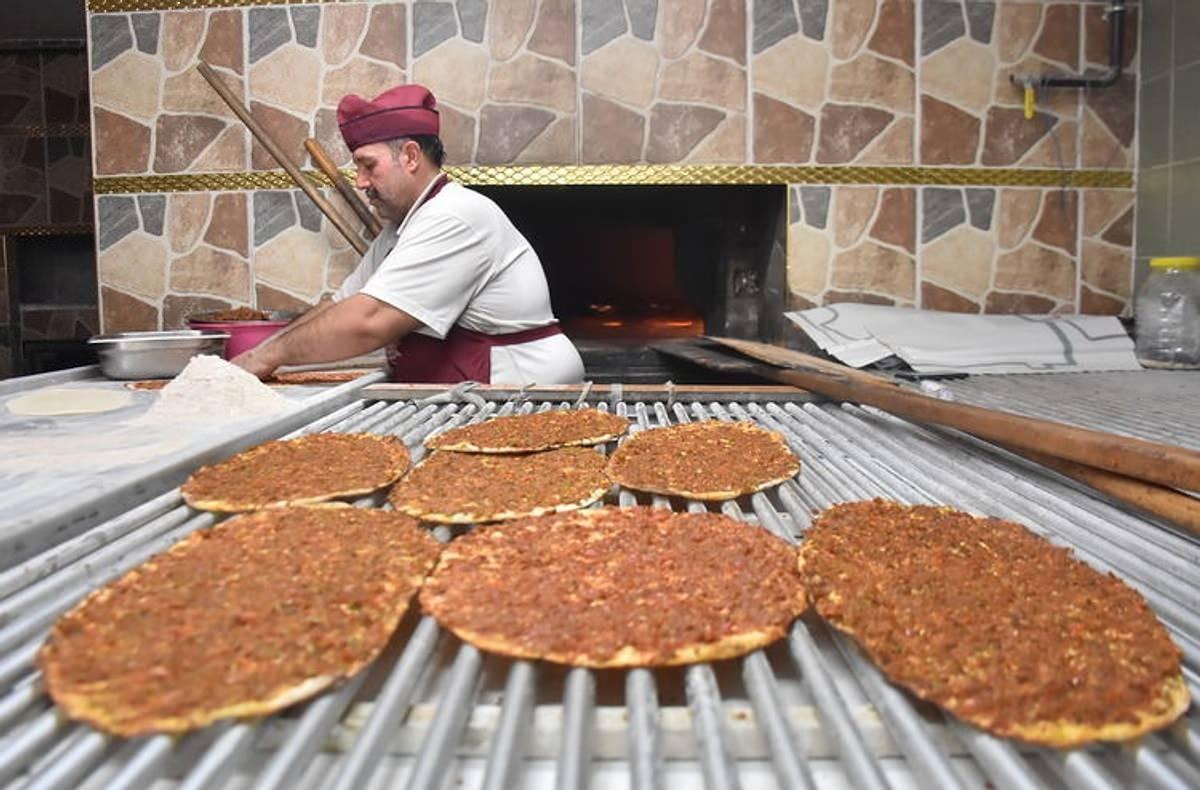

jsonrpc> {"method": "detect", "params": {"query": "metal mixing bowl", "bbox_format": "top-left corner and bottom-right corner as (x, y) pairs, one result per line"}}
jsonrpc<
(87, 330), (230, 379)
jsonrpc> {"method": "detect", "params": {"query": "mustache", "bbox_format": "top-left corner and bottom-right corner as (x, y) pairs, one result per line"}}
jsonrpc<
(364, 187), (380, 201)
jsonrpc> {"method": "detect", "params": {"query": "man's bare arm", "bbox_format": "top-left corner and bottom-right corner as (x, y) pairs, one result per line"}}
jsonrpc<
(231, 294), (420, 378)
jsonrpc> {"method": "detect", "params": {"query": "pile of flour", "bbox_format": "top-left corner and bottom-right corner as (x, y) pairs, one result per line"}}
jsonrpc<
(140, 355), (291, 424)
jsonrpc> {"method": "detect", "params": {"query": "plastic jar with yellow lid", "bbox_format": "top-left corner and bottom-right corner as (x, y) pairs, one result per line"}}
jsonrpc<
(1134, 256), (1200, 369)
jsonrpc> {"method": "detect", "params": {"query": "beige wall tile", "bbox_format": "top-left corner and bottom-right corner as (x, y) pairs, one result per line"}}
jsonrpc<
(92, 53), (161, 121)
(412, 40), (490, 110)
(251, 45), (323, 115)
(581, 38), (660, 109)
(254, 227), (328, 299)
(787, 223), (830, 297)
(170, 245), (251, 301)
(660, 0), (707, 59)
(98, 234), (167, 300)
(830, 53), (913, 114)
(490, 54), (576, 113)
(922, 39), (995, 114)
(753, 36), (828, 112)
(921, 226), (994, 299)
(660, 52), (746, 111)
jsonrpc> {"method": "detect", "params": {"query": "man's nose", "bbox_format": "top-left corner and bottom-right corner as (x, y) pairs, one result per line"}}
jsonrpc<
(354, 170), (369, 190)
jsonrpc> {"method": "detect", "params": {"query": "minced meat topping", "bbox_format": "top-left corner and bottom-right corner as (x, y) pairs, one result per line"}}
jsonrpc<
(388, 446), (609, 522)
(182, 433), (410, 509)
(426, 408), (630, 452)
(801, 499), (1183, 737)
(607, 420), (800, 499)
(419, 506), (806, 666)
(39, 507), (440, 736)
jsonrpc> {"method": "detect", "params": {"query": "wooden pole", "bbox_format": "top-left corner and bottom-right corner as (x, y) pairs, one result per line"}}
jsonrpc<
(651, 338), (1200, 536)
(304, 138), (381, 238)
(707, 336), (1200, 493)
(196, 61), (368, 256)
(1006, 447), (1200, 538)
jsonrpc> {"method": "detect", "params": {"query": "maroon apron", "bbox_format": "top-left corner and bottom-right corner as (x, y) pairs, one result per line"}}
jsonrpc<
(387, 323), (565, 383)
(382, 174), (563, 383)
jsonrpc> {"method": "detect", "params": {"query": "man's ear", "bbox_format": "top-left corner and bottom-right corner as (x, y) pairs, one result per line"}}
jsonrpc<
(403, 139), (422, 172)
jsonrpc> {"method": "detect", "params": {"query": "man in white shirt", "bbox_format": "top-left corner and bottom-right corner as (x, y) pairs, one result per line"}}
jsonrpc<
(231, 84), (584, 385)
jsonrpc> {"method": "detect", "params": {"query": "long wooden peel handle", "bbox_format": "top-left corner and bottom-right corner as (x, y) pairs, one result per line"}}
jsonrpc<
(1013, 448), (1200, 538)
(706, 336), (1200, 492)
(304, 138), (381, 238)
(765, 365), (1200, 492)
(196, 62), (368, 256)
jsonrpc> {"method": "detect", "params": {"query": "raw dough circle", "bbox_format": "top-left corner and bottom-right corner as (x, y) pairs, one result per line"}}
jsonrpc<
(7, 388), (134, 416)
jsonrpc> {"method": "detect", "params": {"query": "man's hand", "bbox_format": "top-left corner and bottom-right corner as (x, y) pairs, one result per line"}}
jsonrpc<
(231, 342), (281, 380)
(230, 295), (419, 376)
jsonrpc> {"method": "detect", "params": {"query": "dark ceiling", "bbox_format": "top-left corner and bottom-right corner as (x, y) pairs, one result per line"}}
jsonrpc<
(1, 0), (87, 42)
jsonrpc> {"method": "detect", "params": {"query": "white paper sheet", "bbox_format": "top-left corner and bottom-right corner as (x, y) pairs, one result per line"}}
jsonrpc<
(784, 304), (1142, 374)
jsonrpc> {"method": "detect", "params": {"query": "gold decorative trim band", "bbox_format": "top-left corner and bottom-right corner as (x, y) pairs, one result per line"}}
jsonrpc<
(88, 0), (316, 11)
(93, 165), (1133, 195)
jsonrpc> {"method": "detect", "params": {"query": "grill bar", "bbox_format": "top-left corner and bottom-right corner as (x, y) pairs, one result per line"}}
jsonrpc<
(407, 644), (483, 790)
(556, 667), (596, 790)
(1137, 742), (1200, 790)
(178, 723), (259, 790)
(22, 727), (108, 790)
(831, 628), (966, 790)
(0, 710), (61, 785)
(685, 664), (741, 790)
(103, 734), (175, 790)
(742, 652), (811, 789)
(1042, 749), (1124, 790)
(625, 668), (663, 789)
(0, 387), (1194, 787)
(948, 722), (1042, 790)
(252, 668), (371, 790)
(328, 617), (444, 790)
(482, 660), (537, 790)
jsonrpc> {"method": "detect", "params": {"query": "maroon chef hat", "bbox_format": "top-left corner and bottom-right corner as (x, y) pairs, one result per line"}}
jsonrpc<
(336, 84), (440, 151)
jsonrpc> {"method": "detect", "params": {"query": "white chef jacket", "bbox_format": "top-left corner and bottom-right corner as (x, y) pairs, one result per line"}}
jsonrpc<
(333, 180), (584, 385)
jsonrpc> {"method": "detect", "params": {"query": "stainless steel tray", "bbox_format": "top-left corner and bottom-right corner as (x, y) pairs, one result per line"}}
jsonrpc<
(87, 330), (230, 379)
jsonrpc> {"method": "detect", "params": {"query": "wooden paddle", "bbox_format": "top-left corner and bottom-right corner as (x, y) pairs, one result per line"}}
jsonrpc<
(196, 62), (368, 256)
(706, 337), (1200, 494)
(304, 138), (382, 238)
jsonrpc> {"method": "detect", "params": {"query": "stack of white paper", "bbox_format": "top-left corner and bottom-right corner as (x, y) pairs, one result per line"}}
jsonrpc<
(785, 304), (1142, 374)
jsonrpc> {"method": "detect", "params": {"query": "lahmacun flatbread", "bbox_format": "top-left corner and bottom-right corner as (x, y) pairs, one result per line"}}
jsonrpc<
(182, 432), (410, 512)
(799, 499), (1190, 748)
(127, 370), (370, 390)
(38, 506), (441, 737)
(420, 506), (807, 667)
(426, 407), (629, 453)
(388, 446), (609, 523)
(606, 420), (799, 500)
(269, 370), (372, 385)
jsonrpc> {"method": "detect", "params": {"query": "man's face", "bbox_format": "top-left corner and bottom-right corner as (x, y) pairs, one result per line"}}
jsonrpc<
(352, 140), (418, 223)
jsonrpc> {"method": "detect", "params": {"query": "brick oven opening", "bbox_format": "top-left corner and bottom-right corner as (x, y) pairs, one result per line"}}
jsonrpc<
(476, 184), (788, 381)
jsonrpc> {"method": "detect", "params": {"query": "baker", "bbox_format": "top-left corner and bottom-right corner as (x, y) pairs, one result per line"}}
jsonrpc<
(231, 84), (584, 385)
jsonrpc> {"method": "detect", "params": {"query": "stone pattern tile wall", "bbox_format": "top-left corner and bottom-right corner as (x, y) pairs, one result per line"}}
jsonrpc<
(88, 1), (1140, 331)
(0, 52), (92, 230)
(96, 186), (358, 330)
(413, 0), (577, 165)
(92, 2), (403, 329)
(753, 0), (915, 165)
(787, 0), (1139, 314)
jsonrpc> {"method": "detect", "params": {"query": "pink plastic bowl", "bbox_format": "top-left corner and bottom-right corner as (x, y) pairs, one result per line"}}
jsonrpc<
(187, 320), (289, 359)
